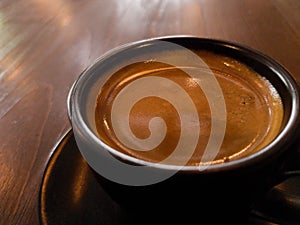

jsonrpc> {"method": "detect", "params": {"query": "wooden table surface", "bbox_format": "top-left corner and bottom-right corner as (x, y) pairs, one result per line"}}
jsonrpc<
(0, 0), (299, 224)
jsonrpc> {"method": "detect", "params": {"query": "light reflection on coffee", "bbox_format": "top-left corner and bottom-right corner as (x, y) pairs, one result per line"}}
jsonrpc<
(94, 50), (283, 166)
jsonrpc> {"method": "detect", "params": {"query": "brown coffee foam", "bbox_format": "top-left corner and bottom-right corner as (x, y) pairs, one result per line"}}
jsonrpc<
(95, 50), (283, 166)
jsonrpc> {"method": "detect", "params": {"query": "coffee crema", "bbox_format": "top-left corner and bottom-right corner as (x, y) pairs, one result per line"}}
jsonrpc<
(94, 50), (283, 166)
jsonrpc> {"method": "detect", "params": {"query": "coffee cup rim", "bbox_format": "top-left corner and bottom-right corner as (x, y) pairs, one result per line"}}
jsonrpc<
(68, 35), (300, 173)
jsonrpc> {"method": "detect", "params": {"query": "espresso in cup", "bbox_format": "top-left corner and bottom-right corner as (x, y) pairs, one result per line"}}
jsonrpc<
(69, 37), (300, 224)
(94, 50), (284, 166)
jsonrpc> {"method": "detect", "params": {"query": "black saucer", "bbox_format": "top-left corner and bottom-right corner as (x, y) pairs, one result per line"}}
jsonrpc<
(38, 130), (300, 225)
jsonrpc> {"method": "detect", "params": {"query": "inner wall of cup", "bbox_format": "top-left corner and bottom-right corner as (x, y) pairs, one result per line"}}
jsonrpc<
(81, 64), (113, 135)
(77, 38), (294, 162)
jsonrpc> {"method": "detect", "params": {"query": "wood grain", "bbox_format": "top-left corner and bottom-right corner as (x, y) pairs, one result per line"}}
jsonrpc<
(0, 0), (299, 224)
